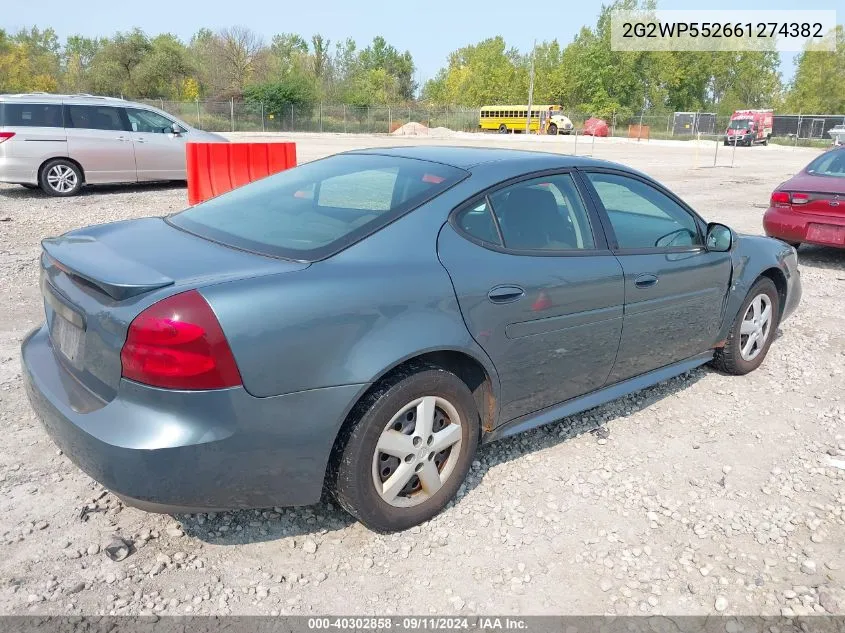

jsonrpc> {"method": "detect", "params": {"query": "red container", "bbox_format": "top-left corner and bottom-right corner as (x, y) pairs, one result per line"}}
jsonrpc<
(582, 117), (609, 137)
(186, 142), (297, 205)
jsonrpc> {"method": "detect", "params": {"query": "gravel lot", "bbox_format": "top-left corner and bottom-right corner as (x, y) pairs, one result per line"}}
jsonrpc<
(0, 133), (843, 616)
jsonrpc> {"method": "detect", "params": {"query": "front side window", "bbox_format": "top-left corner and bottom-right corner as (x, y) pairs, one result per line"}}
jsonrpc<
(127, 108), (180, 133)
(0, 103), (62, 128)
(66, 105), (126, 131)
(586, 172), (701, 249)
(170, 154), (466, 260)
(482, 173), (595, 251)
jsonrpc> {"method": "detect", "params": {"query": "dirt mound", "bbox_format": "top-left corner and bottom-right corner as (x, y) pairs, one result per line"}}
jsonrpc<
(391, 122), (429, 136)
(390, 122), (455, 138)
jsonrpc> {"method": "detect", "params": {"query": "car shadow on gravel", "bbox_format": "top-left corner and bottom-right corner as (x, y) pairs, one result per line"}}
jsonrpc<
(796, 245), (845, 271)
(0, 181), (185, 200)
(178, 366), (709, 544)
(463, 365), (710, 497)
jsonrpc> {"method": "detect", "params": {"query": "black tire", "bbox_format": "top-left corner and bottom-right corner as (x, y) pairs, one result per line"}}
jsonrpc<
(711, 277), (780, 375)
(331, 366), (480, 532)
(786, 241), (801, 249)
(39, 159), (83, 197)
(547, 123), (558, 135)
(498, 124), (508, 134)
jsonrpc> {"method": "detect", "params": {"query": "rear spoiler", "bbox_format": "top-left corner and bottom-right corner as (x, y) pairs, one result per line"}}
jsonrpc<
(42, 236), (174, 301)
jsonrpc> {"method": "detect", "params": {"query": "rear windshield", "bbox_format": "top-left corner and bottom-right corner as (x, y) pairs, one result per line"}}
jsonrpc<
(169, 154), (466, 260)
(0, 103), (63, 128)
(806, 150), (845, 178)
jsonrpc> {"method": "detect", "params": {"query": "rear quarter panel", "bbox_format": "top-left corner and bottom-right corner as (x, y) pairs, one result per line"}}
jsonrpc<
(201, 187), (501, 400)
(0, 125), (68, 184)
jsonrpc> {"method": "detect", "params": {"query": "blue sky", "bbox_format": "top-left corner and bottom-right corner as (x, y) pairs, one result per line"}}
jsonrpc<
(5, 0), (839, 86)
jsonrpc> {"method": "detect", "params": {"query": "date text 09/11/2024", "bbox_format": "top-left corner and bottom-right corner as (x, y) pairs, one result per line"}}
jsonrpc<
(306, 617), (528, 630)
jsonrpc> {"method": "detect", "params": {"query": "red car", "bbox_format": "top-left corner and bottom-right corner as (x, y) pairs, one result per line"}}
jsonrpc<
(764, 147), (845, 249)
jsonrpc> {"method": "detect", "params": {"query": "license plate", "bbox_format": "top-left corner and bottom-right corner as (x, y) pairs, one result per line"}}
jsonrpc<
(807, 223), (845, 245)
(51, 313), (84, 365)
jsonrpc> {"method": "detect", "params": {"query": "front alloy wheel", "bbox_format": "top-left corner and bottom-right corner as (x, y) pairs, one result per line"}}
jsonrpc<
(711, 277), (780, 375)
(739, 294), (773, 362)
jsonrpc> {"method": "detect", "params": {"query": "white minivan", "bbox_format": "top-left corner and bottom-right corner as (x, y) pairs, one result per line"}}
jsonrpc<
(0, 93), (227, 196)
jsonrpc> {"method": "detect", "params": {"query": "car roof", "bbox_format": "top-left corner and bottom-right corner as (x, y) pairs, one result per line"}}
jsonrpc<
(0, 93), (151, 109)
(349, 145), (637, 173)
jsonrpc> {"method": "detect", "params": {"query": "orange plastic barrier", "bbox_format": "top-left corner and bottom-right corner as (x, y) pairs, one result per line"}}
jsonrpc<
(627, 124), (650, 140)
(186, 142), (297, 205)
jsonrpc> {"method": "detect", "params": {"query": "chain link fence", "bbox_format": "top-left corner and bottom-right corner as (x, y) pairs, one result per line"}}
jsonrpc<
(137, 100), (481, 134)
(137, 100), (844, 147)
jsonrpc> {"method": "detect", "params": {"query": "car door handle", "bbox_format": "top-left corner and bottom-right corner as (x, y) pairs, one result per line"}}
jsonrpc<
(116, 136), (129, 142)
(634, 274), (659, 289)
(135, 137), (146, 143)
(488, 285), (525, 303)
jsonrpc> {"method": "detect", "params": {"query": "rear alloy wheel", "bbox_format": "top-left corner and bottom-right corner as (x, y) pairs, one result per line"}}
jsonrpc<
(498, 124), (508, 134)
(332, 367), (479, 532)
(40, 159), (82, 197)
(547, 123), (558, 135)
(712, 277), (780, 375)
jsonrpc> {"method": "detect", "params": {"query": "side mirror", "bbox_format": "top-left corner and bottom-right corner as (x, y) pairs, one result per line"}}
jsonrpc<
(706, 223), (733, 252)
(171, 123), (182, 135)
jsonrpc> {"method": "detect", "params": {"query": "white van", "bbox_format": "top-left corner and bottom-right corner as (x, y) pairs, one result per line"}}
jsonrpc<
(0, 93), (227, 196)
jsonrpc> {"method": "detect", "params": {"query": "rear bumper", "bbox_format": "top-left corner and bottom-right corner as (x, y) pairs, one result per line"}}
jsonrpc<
(22, 325), (365, 511)
(0, 156), (38, 185)
(763, 206), (845, 248)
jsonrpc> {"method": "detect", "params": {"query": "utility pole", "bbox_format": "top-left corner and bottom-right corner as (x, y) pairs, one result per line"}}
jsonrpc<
(525, 40), (536, 134)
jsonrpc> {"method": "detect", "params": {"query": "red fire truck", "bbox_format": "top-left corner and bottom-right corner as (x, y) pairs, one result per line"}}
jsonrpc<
(724, 109), (773, 146)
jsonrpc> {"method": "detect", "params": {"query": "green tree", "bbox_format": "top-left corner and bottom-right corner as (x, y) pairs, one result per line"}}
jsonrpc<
(0, 27), (61, 93)
(786, 25), (844, 113)
(62, 35), (103, 93)
(89, 29), (153, 96)
(243, 76), (316, 116)
(311, 34), (331, 81)
(133, 34), (192, 99)
(356, 37), (416, 101)
(422, 37), (525, 106)
(270, 32), (308, 75)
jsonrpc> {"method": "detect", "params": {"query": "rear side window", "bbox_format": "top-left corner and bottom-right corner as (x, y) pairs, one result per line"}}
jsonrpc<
(170, 154), (466, 260)
(66, 105), (127, 131)
(806, 150), (845, 178)
(0, 103), (63, 128)
(455, 201), (502, 246)
(488, 174), (595, 251)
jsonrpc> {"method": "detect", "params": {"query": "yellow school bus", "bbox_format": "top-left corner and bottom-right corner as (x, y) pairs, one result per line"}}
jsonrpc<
(479, 104), (570, 134)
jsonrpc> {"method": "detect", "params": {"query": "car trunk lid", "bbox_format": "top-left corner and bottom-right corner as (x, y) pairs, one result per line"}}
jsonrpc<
(781, 173), (845, 218)
(39, 217), (309, 402)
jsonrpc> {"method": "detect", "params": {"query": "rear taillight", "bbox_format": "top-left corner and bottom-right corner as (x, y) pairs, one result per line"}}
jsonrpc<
(0, 132), (15, 144)
(791, 193), (809, 205)
(120, 290), (242, 390)
(771, 191), (791, 208)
